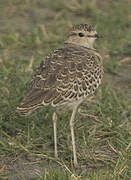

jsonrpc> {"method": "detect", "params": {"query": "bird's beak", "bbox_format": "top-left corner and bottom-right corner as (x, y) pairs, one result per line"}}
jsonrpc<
(95, 34), (103, 38)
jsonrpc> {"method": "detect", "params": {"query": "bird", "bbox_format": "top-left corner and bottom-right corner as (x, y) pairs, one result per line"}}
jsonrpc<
(17, 23), (104, 167)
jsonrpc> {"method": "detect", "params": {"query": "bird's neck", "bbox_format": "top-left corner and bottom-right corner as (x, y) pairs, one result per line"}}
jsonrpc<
(64, 42), (96, 51)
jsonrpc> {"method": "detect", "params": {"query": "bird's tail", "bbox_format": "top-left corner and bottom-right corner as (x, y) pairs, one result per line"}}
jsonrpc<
(16, 104), (41, 116)
(16, 88), (45, 115)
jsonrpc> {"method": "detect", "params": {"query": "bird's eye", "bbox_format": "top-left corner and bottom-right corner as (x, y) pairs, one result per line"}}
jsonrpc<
(78, 32), (84, 37)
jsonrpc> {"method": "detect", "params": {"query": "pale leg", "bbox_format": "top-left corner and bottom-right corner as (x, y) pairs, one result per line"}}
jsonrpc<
(52, 112), (58, 158)
(70, 106), (78, 167)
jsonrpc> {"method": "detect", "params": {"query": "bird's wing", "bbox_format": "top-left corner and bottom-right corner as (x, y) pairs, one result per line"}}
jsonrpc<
(17, 46), (102, 114)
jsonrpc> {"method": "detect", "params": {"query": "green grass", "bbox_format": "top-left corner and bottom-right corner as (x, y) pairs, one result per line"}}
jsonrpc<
(0, 0), (131, 179)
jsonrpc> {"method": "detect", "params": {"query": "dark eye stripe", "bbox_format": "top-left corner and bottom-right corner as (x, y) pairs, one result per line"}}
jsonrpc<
(87, 34), (101, 38)
(87, 35), (96, 37)
(69, 33), (77, 36)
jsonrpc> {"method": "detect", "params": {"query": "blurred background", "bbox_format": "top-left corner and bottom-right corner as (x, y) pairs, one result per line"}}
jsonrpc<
(0, 0), (131, 179)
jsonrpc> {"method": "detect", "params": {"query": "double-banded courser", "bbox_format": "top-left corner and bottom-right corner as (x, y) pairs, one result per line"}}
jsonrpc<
(17, 24), (103, 167)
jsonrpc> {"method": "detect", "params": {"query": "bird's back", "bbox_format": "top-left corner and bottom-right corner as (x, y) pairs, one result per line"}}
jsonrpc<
(17, 43), (103, 114)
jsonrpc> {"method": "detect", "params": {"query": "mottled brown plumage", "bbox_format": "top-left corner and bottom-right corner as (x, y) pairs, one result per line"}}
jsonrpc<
(17, 45), (103, 112)
(17, 23), (103, 167)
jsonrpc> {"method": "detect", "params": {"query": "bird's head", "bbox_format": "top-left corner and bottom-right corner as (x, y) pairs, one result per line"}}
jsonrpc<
(66, 24), (102, 49)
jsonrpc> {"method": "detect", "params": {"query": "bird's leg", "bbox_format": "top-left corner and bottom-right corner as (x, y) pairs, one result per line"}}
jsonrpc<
(70, 106), (78, 167)
(52, 112), (58, 158)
